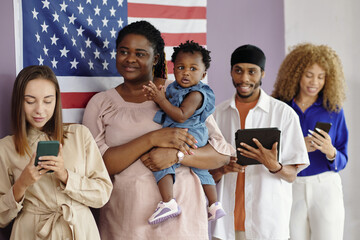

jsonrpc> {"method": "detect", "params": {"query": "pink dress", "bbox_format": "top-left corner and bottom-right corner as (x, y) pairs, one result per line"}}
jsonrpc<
(82, 81), (232, 240)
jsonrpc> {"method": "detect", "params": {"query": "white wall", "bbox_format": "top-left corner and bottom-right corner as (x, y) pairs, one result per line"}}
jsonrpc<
(284, 1), (360, 239)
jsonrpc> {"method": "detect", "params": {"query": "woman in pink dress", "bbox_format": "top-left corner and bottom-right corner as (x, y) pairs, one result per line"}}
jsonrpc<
(83, 20), (232, 240)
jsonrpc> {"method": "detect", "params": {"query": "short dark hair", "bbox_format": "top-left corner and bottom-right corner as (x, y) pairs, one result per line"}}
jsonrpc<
(116, 21), (167, 79)
(171, 40), (211, 70)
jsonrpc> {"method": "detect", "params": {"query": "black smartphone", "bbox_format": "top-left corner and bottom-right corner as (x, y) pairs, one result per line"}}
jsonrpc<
(314, 122), (332, 137)
(35, 141), (60, 173)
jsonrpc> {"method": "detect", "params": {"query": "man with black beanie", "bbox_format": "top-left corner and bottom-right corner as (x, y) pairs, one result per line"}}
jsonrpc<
(210, 44), (309, 240)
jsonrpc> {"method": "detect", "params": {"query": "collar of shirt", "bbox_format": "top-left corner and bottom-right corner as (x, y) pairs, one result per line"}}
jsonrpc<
(228, 88), (271, 114)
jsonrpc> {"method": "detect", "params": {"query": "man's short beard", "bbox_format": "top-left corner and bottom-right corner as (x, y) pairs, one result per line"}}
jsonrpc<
(233, 79), (262, 99)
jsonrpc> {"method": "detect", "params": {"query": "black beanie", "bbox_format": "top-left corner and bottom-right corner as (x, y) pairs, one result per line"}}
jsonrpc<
(231, 44), (266, 70)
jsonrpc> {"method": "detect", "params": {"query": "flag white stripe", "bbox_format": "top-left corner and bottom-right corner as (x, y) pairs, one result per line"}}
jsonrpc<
(63, 109), (85, 124)
(58, 76), (122, 93)
(57, 74), (208, 93)
(14, 0), (23, 74)
(128, 18), (206, 33)
(128, 0), (206, 7)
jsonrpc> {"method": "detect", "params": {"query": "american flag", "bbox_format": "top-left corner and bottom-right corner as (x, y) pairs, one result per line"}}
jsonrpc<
(14, 0), (207, 123)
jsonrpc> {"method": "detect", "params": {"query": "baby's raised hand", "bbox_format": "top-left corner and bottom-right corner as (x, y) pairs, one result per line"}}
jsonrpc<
(143, 81), (166, 103)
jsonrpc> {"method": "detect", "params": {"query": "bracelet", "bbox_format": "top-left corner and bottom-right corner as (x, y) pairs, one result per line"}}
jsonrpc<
(269, 163), (283, 174)
(326, 148), (337, 161)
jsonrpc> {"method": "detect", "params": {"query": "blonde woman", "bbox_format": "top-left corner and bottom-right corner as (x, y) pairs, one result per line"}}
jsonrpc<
(272, 43), (348, 240)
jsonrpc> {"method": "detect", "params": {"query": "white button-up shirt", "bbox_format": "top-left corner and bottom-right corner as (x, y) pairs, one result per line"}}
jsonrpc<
(211, 89), (309, 240)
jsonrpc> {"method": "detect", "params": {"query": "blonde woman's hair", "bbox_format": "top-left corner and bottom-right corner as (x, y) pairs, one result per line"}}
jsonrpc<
(272, 43), (346, 112)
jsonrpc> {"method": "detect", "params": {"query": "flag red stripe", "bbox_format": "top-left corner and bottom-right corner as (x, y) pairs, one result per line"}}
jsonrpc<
(128, 3), (206, 19)
(162, 33), (206, 46)
(167, 61), (174, 74)
(61, 92), (97, 109)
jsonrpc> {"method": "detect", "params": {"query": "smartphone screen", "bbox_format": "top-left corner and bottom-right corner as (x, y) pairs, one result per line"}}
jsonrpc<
(314, 122), (332, 137)
(35, 141), (60, 173)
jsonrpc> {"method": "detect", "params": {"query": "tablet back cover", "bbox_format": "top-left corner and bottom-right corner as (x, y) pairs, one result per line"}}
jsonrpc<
(235, 128), (281, 166)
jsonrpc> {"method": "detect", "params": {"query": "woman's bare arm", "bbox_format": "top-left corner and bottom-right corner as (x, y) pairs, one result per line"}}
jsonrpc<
(140, 144), (230, 172)
(103, 128), (197, 175)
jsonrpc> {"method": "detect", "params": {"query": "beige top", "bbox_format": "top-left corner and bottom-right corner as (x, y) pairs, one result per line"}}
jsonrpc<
(0, 124), (113, 240)
(82, 80), (233, 240)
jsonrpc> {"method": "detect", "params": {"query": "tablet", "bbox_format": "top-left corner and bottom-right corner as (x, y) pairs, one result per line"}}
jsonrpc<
(235, 127), (281, 166)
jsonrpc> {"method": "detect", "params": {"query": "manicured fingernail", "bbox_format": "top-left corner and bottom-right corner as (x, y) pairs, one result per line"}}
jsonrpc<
(308, 129), (314, 134)
(194, 145), (198, 149)
(315, 128), (321, 132)
(190, 151), (195, 155)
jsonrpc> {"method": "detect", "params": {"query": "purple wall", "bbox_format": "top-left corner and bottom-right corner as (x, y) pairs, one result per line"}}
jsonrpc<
(0, 1), (16, 140)
(0, 1), (284, 237)
(207, 0), (285, 105)
(0, 1), (285, 138)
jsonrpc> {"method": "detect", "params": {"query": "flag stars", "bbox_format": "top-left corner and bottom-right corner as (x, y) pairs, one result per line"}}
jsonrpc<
(68, 14), (77, 24)
(95, 27), (102, 37)
(110, 28), (117, 38)
(42, 0), (50, 9)
(88, 60), (94, 70)
(77, 4), (84, 14)
(71, 36), (77, 46)
(51, 57), (58, 68)
(43, 45), (49, 56)
(37, 55), (44, 65)
(77, 25), (85, 36)
(102, 17), (109, 27)
(86, 16), (93, 26)
(117, 17), (124, 28)
(50, 34), (59, 45)
(110, 49), (116, 59)
(117, 0), (124, 7)
(85, 38), (92, 48)
(102, 59), (109, 70)
(32, 8), (39, 19)
(86, 0), (92, 4)
(103, 0), (108, 5)
(35, 32), (41, 42)
(93, 48), (101, 59)
(70, 58), (79, 69)
(60, 1), (68, 12)
(103, 38), (110, 48)
(79, 48), (86, 58)
(109, 6), (116, 16)
(52, 11), (60, 22)
(62, 24), (69, 34)
(41, 21), (49, 33)
(94, 5), (101, 16)
(60, 46), (70, 57)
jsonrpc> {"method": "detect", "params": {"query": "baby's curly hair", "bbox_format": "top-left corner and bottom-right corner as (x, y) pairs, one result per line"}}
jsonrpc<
(272, 43), (346, 112)
(171, 40), (211, 70)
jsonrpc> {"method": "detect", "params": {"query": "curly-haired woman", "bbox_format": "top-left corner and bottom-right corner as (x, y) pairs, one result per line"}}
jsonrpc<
(272, 43), (348, 240)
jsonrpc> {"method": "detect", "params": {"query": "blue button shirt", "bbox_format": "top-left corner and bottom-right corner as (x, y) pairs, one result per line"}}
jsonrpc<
(289, 96), (348, 176)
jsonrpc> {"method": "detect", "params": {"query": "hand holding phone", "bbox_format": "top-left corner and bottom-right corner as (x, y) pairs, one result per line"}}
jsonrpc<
(314, 122), (332, 138)
(35, 141), (60, 173)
